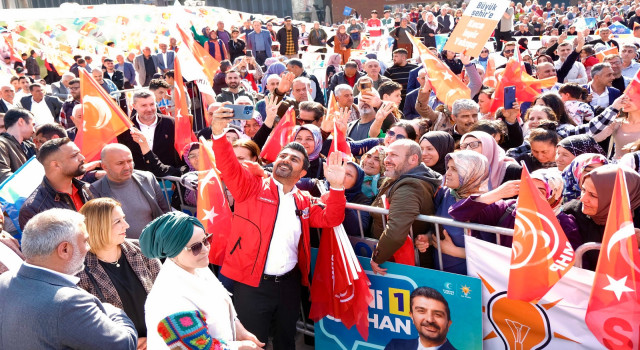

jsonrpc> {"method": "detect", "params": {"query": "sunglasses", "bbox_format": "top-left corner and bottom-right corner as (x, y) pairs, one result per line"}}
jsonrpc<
(184, 233), (212, 256)
(459, 140), (482, 150)
(386, 130), (406, 140)
(503, 50), (514, 54)
(296, 117), (315, 125)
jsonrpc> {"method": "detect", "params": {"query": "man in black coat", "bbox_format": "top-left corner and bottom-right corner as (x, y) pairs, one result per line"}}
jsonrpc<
(276, 16), (300, 58)
(18, 83), (62, 125)
(103, 58), (127, 111)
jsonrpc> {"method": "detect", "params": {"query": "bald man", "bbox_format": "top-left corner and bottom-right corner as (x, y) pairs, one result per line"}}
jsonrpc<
(90, 144), (169, 238)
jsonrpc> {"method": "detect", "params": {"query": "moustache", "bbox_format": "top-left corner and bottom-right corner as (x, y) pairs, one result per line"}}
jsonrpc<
(421, 321), (441, 331)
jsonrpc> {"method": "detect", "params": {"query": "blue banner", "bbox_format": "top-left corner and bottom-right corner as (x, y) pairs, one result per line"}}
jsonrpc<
(584, 17), (597, 29)
(311, 248), (483, 350)
(435, 34), (449, 52)
(343, 7), (353, 17)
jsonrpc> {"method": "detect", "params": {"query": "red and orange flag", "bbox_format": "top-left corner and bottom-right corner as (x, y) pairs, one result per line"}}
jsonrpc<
(623, 66), (640, 100)
(326, 91), (351, 158)
(176, 24), (219, 83)
(507, 166), (574, 303)
(259, 107), (297, 163)
(585, 167), (640, 349)
(596, 46), (619, 63)
(173, 56), (197, 156)
(490, 58), (557, 113)
(77, 68), (132, 161)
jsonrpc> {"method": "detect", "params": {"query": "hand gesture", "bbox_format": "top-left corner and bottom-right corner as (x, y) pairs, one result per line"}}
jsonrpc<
(83, 160), (102, 172)
(324, 151), (346, 189)
(242, 161), (268, 178)
(336, 107), (350, 134)
(559, 31), (568, 43)
(130, 127), (151, 154)
(210, 102), (234, 136)
(415, 234), (430, 253)
(503, 101), (521, 123)
(370, 259), (387, 275)
(611, 94), (628, 110)
(360, 90), (382, 108)
(495, 180), (521, 199)
(375, 101), (395, 121)
(277, 72), (295, 94)
(264, 94), (282, 128)
(459, 51), (472, 66)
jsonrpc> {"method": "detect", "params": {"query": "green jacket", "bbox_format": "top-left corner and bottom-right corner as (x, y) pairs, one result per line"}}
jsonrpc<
(190, 25), (209, 47)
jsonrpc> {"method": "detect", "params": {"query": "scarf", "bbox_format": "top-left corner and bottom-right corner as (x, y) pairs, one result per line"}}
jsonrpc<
(462, 131), (512, 191)
(362, 174), (380, 199)
(561, 153), (608, 203)
(336, 25), (350, 45)
(419, 131), (455, 175)
(444, 151), (489, 200)
(585, 164), (640, 225)
(294, 124), (323, 161)
(557, 134), (604, 156)
(619, 151), (640, 172)
(531, 168), (564, 215)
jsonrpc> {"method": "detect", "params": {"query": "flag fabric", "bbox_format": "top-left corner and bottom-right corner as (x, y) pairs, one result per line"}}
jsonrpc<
(0, 156), (45, 238)
(77, 68), (133, 161)
(624, 67), (640, 100)
(596, 47), (619, 62)
(408, 33), (470, 107)
(197, 137), (233, 266)
(309, 225), (373, 340)
(585, 168), (640, 349)
(259, 107), (297, 163)
(326, 92), (352, 158)
(173, 57), (197, 156)
(490, 58), (557, 113)
(175, 24), (219, 82)
(466, 236), (603, 349)
(1, 32), (23, 63)
(482, 56), (497, 88)
(508, 166), (575, 303)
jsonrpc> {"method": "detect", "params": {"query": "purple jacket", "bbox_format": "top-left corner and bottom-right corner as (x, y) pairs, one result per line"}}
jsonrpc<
(448, 195), (582, 249)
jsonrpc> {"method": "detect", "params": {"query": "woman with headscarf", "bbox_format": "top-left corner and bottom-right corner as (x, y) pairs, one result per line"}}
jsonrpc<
(327, 24), (353, 64)
(430, 151), (488, 274)
(555, 134), (604, 171)
(294, 124), (325, 179)
(619, 151), (640, 172)
(325, 53), (343, 88)
(261, 62), (287, 92)
(562, 165), (640, 270)
(419, 131), (455, 176)
(360, 146), (386, 200)
(450, 168), (580, 248)
(204, 31), (228, 62)
(141, 212), (263, 350)
(460, 131), (522, 190)
(561, 153), (608, 203)
(419, 12), (442, 49)
(179, 143), (200, 208)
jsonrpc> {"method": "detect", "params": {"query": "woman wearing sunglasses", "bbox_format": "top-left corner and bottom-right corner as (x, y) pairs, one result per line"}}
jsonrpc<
(77, 198), (161, 350)
(141, 212), (263, 350)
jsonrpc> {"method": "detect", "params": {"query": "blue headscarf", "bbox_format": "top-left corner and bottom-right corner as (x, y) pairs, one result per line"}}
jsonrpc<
(261, 62), (287, 91)
(561, 153), (608, 203)
(295, 124), (323, 161)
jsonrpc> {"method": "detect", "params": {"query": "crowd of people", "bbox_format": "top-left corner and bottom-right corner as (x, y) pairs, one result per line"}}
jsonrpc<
(1, 0), (640, 349)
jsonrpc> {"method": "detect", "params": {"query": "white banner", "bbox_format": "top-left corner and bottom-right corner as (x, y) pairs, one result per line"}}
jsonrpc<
(465, 236), (602, 349)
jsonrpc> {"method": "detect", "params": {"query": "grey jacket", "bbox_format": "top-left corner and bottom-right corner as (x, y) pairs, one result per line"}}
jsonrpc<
(0, 133), (36, 183)
(0, 263), (138, 349)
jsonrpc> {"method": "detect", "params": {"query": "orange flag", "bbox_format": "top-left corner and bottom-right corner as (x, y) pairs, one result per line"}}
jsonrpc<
(408, 33), (470, 107)
(197, 137), (233, 266)
(596, 46), (619, 62)
(623, 66), (640, 100)
(585, 168), (640, 349)
(482, 56), (497, 88)
(259, 107), (297, 163)
(173, 57), (197, 156)
(176, 24), (219, 83)
(77, 68), (132, 161)
(490, 58), (557, 113)
(1, 33), (23, 63)
(507, 166), (575, 303)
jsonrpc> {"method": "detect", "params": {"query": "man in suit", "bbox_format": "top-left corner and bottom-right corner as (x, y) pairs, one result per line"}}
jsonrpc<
(0, 83), (16, 114)
(156, 43), (175, 73)
(18, 83), (63, 126)
(116, 54), (137, 88)
(247, 20), (273, 67)
(0, 208), (138, 349)
(51, 72), (74, 101)
(385, 287), (457, 350)
(117, 89), (181, 175)
(133, 46), (160, 87)
(90, 144), (169, 239)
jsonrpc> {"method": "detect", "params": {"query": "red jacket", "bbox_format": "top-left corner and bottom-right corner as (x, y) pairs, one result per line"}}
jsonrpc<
(211, 136), (346, 287)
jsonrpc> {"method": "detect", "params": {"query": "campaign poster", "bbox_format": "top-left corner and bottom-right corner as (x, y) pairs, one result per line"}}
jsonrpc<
(444, 0), (510, 57)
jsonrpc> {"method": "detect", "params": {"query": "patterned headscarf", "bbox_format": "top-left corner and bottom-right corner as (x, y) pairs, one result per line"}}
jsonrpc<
(557, 134), (604, 156)
(261, 62), (287, 91)
(561, 153), (608, 202)
(531, 168), (564, 215)
(444, 150), (489, 200)
(294, 124), (323, 161)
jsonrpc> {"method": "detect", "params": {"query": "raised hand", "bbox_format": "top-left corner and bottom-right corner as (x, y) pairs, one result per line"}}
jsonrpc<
(323, 150), (346, 189)
(277, 72), (295, 94)
(210, 101), (234, 136)
(375, 101), (395, 121)
(264, 93), (282, 128)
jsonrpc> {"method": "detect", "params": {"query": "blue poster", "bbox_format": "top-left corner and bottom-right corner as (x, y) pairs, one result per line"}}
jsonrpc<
(311, 249), (483, 350)
(343, 7), (353, 17)
(584, 17), (597, 29)
(435, 34), (449, 53)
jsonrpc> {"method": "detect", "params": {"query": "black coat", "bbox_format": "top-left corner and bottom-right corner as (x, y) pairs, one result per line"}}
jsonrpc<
(276, 26), (300, 55)
(104, 70), (125, 90)
(18, 95), (63, 123)
(419, 22), (443, 48)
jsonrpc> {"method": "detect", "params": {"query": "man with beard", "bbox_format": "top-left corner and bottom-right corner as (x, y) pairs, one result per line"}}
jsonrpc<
(385, 287), (456, 350)
(215, 69), (255, 104)
(370, 139), (441, 273)
(60, 78), (81, 128)
(446, 99), (480, 143)
(348, 94), (379, 141)
(90, 144), (169, 239)
(208, 103), (347, 349)
(0, 209), (138, 349)
(19, 137), (93, 229)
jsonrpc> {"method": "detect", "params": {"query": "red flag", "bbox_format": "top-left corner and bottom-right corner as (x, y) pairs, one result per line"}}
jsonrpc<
(585, 168), (640, 349)
(326, 92), (351, 158)
(77, 68), (132, 161)
(507, 166), (575, 302)
(2, 33), (23, 63)
(176, 24), (219, 83)
(482, 56), (497, 88)
(173, 57), (197, 156)
(596, 47), (619, 63)
(490, 58), (557, 113)
(259, 107), (297, 163)
(381, 195), (416, 266)
(198, 137), (233, 266)
(309, 226), (372, 340)
(623, 67), (640, 100)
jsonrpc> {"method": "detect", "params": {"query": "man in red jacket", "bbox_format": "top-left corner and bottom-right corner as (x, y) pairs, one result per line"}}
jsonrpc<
(209, 102), (347, 350)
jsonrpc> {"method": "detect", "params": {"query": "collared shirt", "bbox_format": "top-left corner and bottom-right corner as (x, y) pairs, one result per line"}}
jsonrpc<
(622, 61), (640, 80)
(23, 261), (81, 285)
(253, 31), (269, 51)
(285, 29), (295, 55)
(136, 115), (158, 150)
(263, 178), (302, 276)
(589, 84), (610, 109)
(31, 98), (55, 126)
(1, 98), (15, 109)
(161, 52), (168, 69)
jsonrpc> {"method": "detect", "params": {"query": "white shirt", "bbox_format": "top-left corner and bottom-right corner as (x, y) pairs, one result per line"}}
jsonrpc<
(554, 59), (587, 84)
(161, 52), (168, 69)
(1, 99), (15, 109)
(263, 178), (302, 275)
(589, 84), (610, 109)
(14, 90), (29, 102)
(136, 115), (158, 150)
(30, 97), (55, 126)
(23, 262), (80, 284)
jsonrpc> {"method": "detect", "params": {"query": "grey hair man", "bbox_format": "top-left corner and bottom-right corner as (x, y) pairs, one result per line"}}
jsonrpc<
(450, 99), (479, 138)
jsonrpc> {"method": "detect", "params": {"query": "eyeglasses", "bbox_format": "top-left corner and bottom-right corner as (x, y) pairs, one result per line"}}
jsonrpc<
(481, 50), (489, 53)
(296, 117), (315, 125)
(184, 233), (212, 256)
(503, 50), (514, 54)
(459, 141), (482, 150)
(386, 130), (406, 140)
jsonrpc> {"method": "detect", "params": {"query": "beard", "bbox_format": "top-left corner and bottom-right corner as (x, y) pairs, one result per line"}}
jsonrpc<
(228, 82), (240, 89)
(419, 321), (448, 344)
(65, 242), (86, 276)
(67, 163), (87, 178)
(274, 162), (294, 178)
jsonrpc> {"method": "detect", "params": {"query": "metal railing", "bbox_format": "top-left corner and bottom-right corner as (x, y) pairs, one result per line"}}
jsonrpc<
(574, 242), (602, 269)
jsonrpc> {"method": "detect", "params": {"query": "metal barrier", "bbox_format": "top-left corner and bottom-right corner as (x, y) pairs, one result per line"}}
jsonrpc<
(574, 242), (602, 269)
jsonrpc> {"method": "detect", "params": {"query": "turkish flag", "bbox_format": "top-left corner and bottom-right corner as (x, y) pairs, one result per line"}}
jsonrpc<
(623, 67), (640, 101)
(596, 47), (619, 63)
(585, 168), (640, 349)
(507, 166), (575, 303)
(309, 225), (372, 340)
(77, 68), (132, 161)
(259, 107), (297, 163)
(198, 137), (233, 266)
(326, 92), (351, 159)
(490, 58), (557, 113)
(176, 24), (219, 83)
(409, 33), (470, 107)
(173, 57), (197, 156)
(2, 33), (23, 63)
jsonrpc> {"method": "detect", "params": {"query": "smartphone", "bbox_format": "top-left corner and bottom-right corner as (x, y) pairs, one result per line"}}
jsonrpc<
(245, 50), (253, 57)
(504, 86), (516, 110)
(229, 104), (254, 120)
(360, 80), (372, 92)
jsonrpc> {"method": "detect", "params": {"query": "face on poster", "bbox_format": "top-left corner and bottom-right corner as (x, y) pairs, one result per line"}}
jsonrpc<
(311, 249), (483, 350)
(443, 0), (510, 57)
